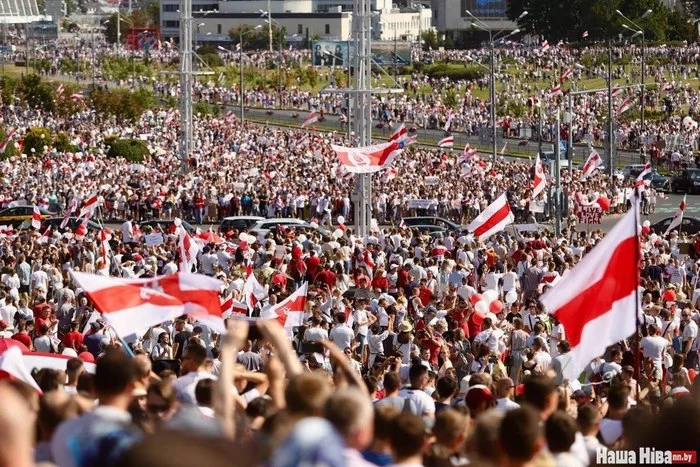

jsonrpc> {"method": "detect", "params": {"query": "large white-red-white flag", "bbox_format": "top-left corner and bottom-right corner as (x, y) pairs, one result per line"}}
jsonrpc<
(60, 198), (79, 229)
(332, 141), (403, 174)
(541, 207), (639, 382)
(0, 347), (42, 394)
(31, 205), (41, 230)
(263, 282), (308, 333)
(389, 123), (407, 142)
(221, 295), (248, 319)
(78, 194), (99, 219)
(71, 272), (223, 336)
(467, 193), (514, 240)
(301, 112), (320, 128)
(0, 128), (16, 154)
(74, 216), (89, 240)
(616, 97), (634, 115)
(532, 153), (546, 199)
(664, 195), (686, 235)
(634, 162), (651, 193)
(178, 229), (200, 272)
(580, 150), (603, 180)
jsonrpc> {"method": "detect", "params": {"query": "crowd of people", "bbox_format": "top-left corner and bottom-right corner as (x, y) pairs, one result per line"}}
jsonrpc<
(0, 26), (698, 467)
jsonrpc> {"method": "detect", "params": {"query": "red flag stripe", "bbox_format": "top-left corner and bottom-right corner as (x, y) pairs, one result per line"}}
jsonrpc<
(552, 237), (637, 347)
(472, 202), (512, 238)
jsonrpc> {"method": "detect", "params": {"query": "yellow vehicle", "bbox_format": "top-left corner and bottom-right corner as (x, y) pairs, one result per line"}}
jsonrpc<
(0, 206), (55, 229)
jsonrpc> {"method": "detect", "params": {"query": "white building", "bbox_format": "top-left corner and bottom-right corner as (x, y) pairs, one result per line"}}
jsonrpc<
(159, 0), (431, 43)
(429, 0), (517, 37)
(0, 0), (44, 23)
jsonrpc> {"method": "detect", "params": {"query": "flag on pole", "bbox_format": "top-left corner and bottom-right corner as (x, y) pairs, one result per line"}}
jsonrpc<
(263, 283), (308, 334)
(332, 141), (403, 173)
(0, 128), (16, 154)
(221, 296), (248, 319)
(382, 168), (398, 182)
(540, 40), (550, 52)
(532, 153), (546, 199)
(443, 113), (454, 132)
(611, 86), (623, 97)
(634, 163), (651, 193)
(78, 194), (99, 219)
(467, 193), (515, 240)
(38, 226), (51, 244)
(31, 205), (41, 230)
(74, 217), (88, 240)
(541, 207), (639, 382)
(438, 136), (454, 148)
(580, 150), (603, 180)
(561, 68), (573, 82)
(301, 112), (320, 128)
(582, 31), (589, 38)
(60, 198), (79, 229)
(70, 93), (84, 101)
(664, 195), (686, 235)
(56, 84), (64, 96)
(99, 230), (111, 266)
(178, 229), (200, 272)
(550, 85), (562, 97)
(616, 97), (634, 115)
(389, 123), (407, 143)
(243, 272), (266, 311)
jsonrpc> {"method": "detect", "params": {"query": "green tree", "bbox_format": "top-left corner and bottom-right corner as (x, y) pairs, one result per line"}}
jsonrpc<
(53, 132), (76, 153)
(667, 8), (696, 41)
(421, 30), (438, 50)
(228, 24), (287, 50)
(23, 127), (52, 156)
(18, 74), (55, 112)
(106, 139), (150, 162)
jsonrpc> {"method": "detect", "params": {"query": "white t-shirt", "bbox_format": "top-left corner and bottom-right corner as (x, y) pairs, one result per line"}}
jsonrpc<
(599, 418), (623, 446)
(172, 371), (217, 404)
(683, 320), (698, 351)
(353, 309), (369, 336)
(397, 387), (435, 416)
(329, 324), (354, 351)
(496, 397), (520, 412)
(640, 335), (667, 371)
(502, 271), (518, 292)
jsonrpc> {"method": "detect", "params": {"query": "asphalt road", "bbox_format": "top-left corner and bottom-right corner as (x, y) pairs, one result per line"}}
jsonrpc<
(595, 193), (697, 232)
(234, 106), (643, 167)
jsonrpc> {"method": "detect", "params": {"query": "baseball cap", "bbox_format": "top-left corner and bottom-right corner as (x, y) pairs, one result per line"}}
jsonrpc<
(465, 385), (495, 408)
(0, 320), (7, 329)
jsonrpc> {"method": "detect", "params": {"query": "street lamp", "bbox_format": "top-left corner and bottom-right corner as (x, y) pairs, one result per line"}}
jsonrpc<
(467, 9), (526, 162)
(264, 17), (285, 109)
(617, 8), (651, 157)
(259, 8), (273, 52)
(239, 25), (262, 122)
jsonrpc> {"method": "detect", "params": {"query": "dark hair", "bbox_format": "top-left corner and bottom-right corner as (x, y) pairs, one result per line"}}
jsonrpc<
(363, 375), (378, 394)
(499, 406), (541, 462)
(94, 349), (136, 397)
(389, 413), (426, 460)
(195, 378), (214, 407)
(576, 403), (599, 433)
(607, 384), (630, 410)
(383, 371), (401, 393)
(183, 343), (208, 367)
(545, 411), (577, 453)
(523, 376), (557, 411)
(408, 364), (428, 383)
(436, 376), (457, 399)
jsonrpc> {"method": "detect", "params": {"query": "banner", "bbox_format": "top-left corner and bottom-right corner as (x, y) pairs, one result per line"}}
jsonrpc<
(145, 233), (164, 246)
(407, 199), (437, 210)
(576, 205), (602, 224)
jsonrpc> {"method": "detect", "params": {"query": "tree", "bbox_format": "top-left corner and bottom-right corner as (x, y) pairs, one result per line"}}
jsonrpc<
(106, 139), (150, 162)
(18, 74), (55, 112)
(53, 132), (76, 153)
(421, 30), (438, 50)
(667, 8), (696, 41)
(228, 24), (287, 50)
(23, 127), (52, 156)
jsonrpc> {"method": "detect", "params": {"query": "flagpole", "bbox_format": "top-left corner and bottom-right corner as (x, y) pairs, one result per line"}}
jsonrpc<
(632, 194), (642, 399)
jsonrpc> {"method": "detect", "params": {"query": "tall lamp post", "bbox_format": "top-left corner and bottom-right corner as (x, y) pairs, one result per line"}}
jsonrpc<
(264, 17), (284, 109)
(466, 9), (527, 163)
(259, 7), (273, 52)
(239, 25), (262, 123)
(616, 9), (651, 156)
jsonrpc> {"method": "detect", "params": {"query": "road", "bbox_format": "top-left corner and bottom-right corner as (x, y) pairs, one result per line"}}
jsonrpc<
(595, 193), (697, 232)
(234, 106), (643, 167)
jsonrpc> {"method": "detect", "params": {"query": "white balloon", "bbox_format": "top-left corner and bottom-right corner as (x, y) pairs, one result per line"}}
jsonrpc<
(238, 232), (248, 242)
(474, 300), (489, 315)
(173, 218), (182, 227)
(297, 234), (307, 243)
(683, 116), (693, 127)
(246, 234), (257, 244)
(482, 289), (498, 304)
(643, 220), (651, 228)
(309, 221), (319, 228)
(332, 228), (343, 239)
(337, 215), (345, 225)
(505, 290), (518, 305)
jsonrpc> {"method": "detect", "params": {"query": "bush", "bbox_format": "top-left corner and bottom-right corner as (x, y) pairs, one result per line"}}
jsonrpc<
(53, 132), (76, 153)
(424, 63), (483, 81)
(193, 101), (220, 116)
(199, 53), (223, 68)
(23, 127), (52, 156)
(106, 138), (150, 162)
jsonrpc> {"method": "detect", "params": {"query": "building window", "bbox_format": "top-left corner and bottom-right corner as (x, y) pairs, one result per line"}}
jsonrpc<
(164, 20), (179, 28)
(325, 24), (330, 34)
(217, 24), (222, 34)
(297, 24), (303, 34)
(163, 4), (178, 12)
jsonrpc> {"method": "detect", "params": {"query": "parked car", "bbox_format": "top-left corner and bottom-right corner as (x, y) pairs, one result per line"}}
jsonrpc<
(621, 164), (670, 191)
(139, 219), (196, 236)
(408, 225), (448, 235)
(671, 168), (700, 194)
(41, 217), (102, 233)
(249, 218), (311, 241)
(651, 216), (700, 236)
(0, 206), (54, 228)
(219, 216), (265, 234)
(401, 217), (463, 231)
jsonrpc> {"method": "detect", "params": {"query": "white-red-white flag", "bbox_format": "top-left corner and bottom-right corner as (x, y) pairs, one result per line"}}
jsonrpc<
(221, 296), (248, 319)
(70, 93), (83, 101)
(78, 194), (99, 219)
(582, 31), (589, 38)
(99, 229), (111, 266)
(332, 141), (403, 174)
(0, 128), (16, 154)
(74, 217), (88, 239)
(389, 123), (407, 143)
(611, 86), (623, 97)
(532, 153), (546, 199)
(467, 193), (514, 240)
(38, 226), (51, 244)
(71, 272), (222, 337)
(301, 112), (320, 128)
(22, 351), (95, 374)
(550, 85), (562, 97)
(541, 207), (639, 382)
(540, 40), (550, 52)
(382, 168), (398, 182)
(56, 84), (64, 96)
(438, 136), (454, 148)
(243, 272), (266, 311)
(265, 283), (308, 333)
(664, 195), (686, 235)
(580, 150), (603, 180)
(60, 198), (79, 229)
(561, 68), (573, 81)
(0, 347), (42, 394)
(616, 97), (634, 115)
(635, 163), (651, 193)
(178, 229), (200, 272)
(31, 205), (41, 230)
(443, 114), (454, 132)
